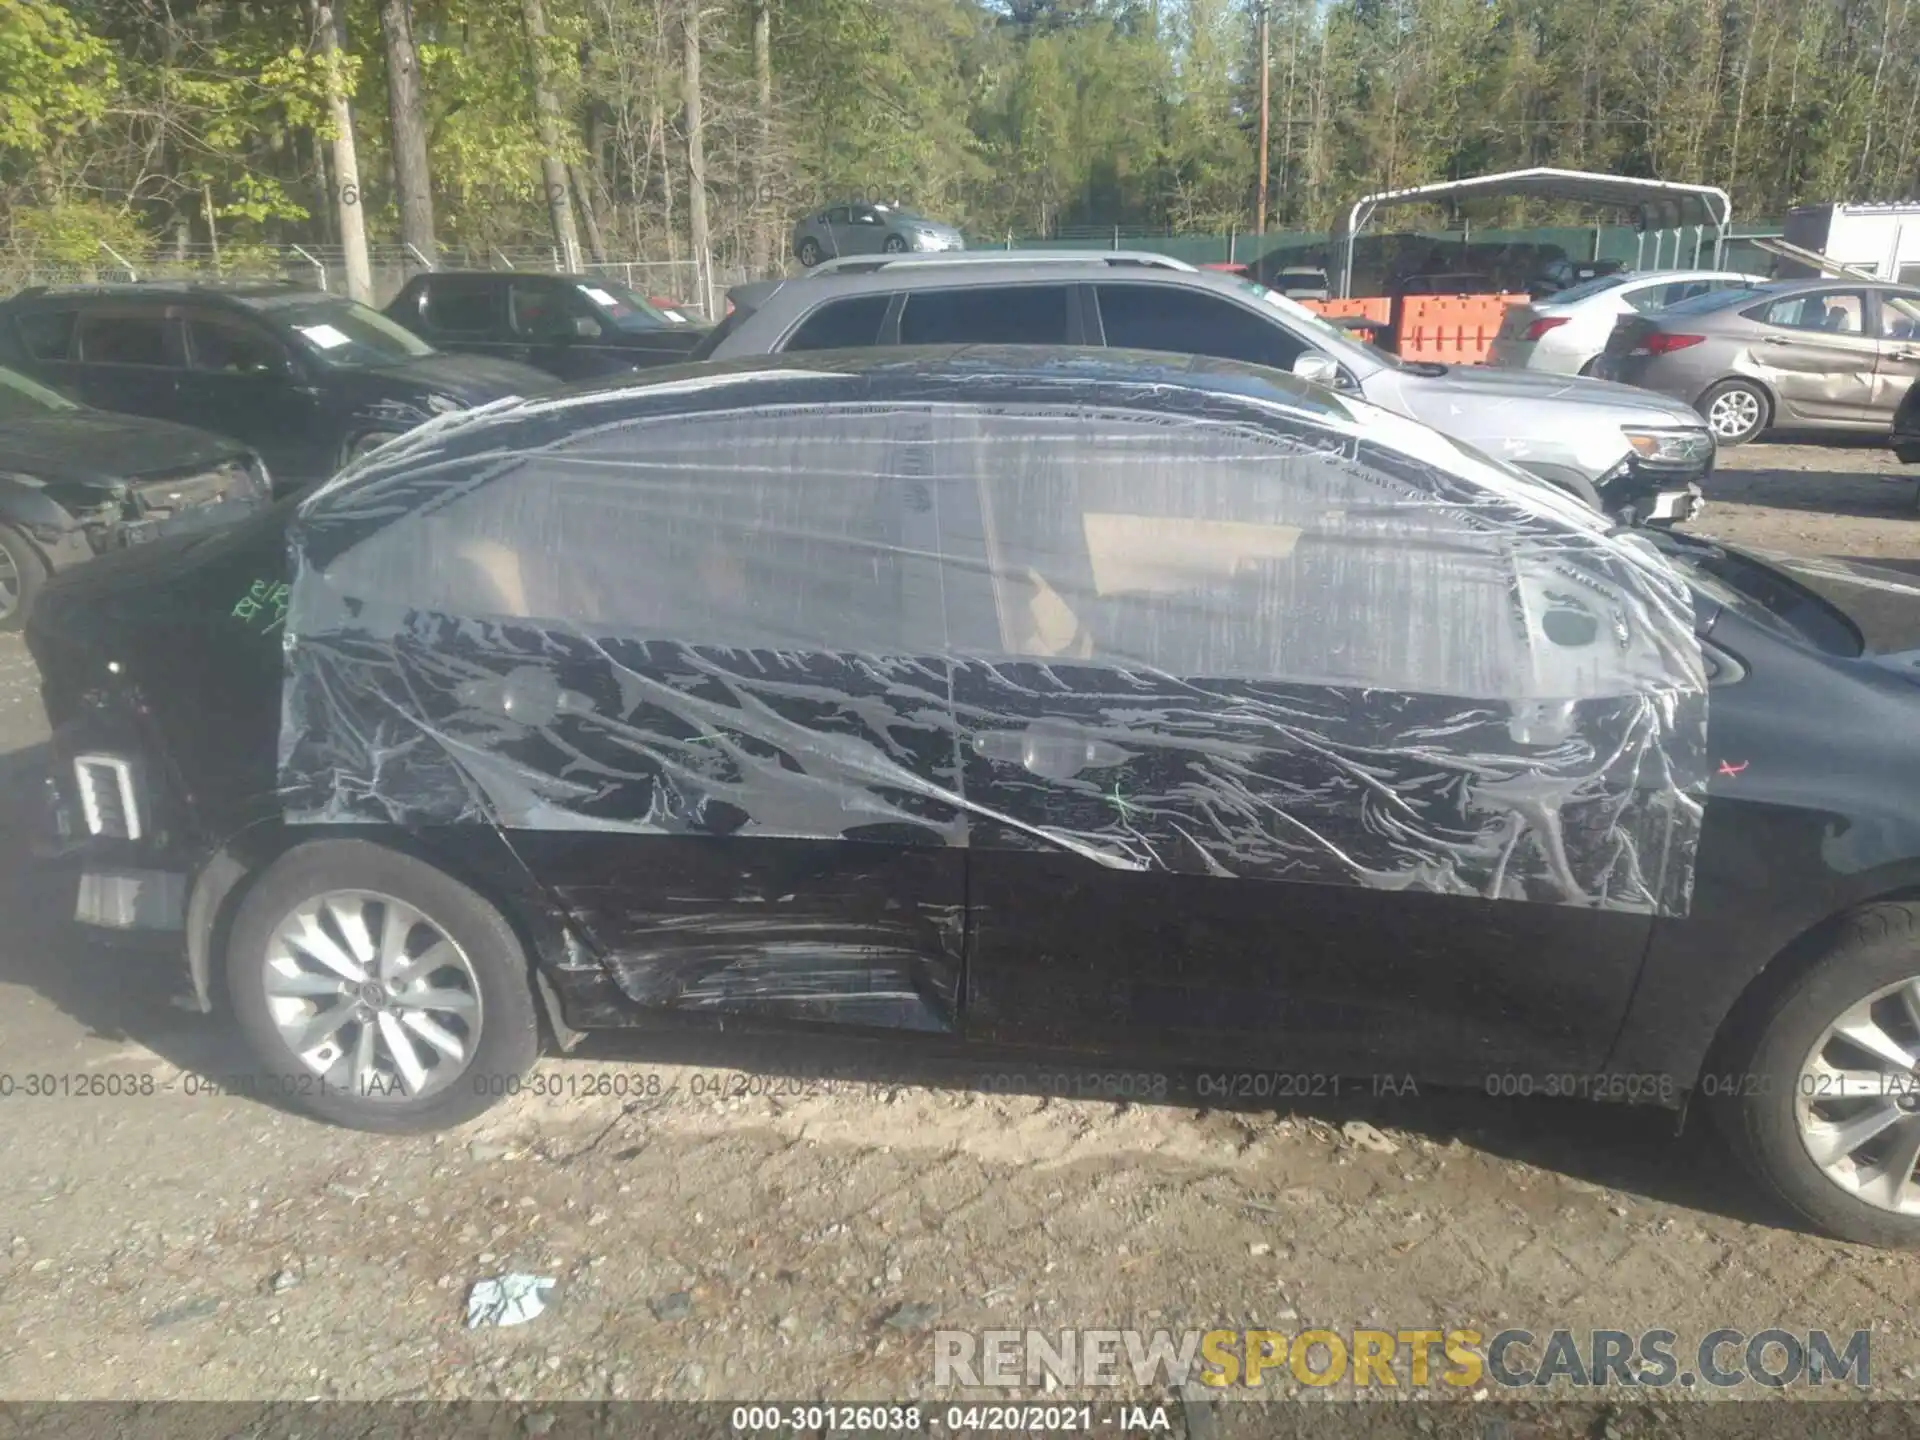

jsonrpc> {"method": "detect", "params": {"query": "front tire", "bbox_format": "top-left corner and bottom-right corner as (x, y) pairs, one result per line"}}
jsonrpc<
(1712, 903), (1920, 1247)
(224, 841), (540, 1133)
(1699, 378), (1769, 447)
(0, 524), (48, 633)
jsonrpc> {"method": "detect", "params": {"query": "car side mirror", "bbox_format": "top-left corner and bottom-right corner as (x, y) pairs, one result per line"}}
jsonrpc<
(1292, 353), (1340, 386)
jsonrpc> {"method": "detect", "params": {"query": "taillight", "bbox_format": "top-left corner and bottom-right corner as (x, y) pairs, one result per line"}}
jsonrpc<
(1524, 317), (1569, 341)
(1633, 332), (1706, 356)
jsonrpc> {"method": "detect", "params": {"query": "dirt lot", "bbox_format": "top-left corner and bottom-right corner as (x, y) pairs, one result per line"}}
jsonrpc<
(2, 442), (1919, 1431)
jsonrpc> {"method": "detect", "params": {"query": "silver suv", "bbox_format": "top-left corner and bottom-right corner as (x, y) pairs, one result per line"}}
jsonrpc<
(694, 254), (1717, 524)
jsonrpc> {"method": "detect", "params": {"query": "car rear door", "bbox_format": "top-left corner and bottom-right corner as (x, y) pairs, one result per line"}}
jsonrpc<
(412, 275), (508, 361)
(935, 402), (1707, 1082)
(282, 395), (970, 1032)
(894, 284), (1080, 344)
(1090, 283), (1312, 371)
(70, 306), (186, 421)
(1747, 289), (1881, 424)
(1871, 290), (1920, 424)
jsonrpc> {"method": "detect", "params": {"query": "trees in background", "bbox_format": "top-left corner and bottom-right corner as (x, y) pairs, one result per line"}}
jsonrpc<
(3, 0), (1918, 280)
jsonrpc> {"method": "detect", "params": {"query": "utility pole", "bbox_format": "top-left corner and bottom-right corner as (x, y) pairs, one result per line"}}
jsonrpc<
(1256, 2), (1271, 235)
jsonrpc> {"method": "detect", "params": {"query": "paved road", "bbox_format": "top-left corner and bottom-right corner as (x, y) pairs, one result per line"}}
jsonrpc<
(1, 443), (1918, 1421)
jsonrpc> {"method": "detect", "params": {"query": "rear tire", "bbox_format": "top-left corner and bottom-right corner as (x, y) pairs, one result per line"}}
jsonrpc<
(1711, 903), (1920, 1248)
(1698, 378), (1769, 447)
(0, 524), (48, 633)
(797, 238), (822, 267)
(224, 841), (541, 1133)
(883, 235), (909, 254)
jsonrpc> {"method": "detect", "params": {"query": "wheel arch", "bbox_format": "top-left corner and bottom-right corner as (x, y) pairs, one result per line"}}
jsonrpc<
(188, 822), (586, 1050)
(1629, 875), (1920, 1098)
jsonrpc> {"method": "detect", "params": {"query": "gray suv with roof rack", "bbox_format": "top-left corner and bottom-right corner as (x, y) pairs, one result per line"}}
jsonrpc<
(0, 281), (552, 486)
(692, 253), (1719, 525)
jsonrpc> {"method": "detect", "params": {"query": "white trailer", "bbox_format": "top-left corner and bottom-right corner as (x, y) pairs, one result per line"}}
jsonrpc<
(1780, 203), (1920, 284)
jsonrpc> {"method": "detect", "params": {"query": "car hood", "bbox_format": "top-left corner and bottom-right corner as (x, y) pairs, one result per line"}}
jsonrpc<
(1417, 363), (1703, 423)
(0, 411), (252, 489)
(360, 353), (555, 403)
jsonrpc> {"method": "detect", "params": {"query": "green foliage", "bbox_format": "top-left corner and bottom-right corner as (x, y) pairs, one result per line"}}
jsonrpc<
(0, 0), (113, 155)
(9, 198), (150, 264)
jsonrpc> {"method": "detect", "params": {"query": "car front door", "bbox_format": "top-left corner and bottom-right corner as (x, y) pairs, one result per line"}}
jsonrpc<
(936, 403), (1706, 1083)
(283, 398), (970, 1032)
(69, 307), (185, 421)
(1748, 289), (1881, 424)
(177, 309), (328, 476)
(1871, 290), (1920, 424)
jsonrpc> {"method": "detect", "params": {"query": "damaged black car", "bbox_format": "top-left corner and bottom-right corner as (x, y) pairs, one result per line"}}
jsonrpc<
(28, 347), (1920, 1248)
(0, 363), (268, 629)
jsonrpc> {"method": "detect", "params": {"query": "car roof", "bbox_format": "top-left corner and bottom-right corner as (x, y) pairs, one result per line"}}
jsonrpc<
(4, 280), (324, 308)
(727, 256), (1260, 309)
(310, 344), (1362, 501)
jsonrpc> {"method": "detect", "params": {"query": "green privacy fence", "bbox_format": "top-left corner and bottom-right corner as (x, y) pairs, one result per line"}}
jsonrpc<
(971, 223), (1786, 293)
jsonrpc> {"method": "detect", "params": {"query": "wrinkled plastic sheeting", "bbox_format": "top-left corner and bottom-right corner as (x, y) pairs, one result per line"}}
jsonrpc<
(279, 368), (1707, 916)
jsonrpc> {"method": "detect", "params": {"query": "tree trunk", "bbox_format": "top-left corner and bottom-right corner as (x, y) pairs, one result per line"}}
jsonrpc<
(521, 0), (583, 268)
(570, 162), (609, 262)
(315, 0), (373, 303)
(683, 0), (712, 316)
(379, 0), (437, 268)
(748, 0), (773, 275)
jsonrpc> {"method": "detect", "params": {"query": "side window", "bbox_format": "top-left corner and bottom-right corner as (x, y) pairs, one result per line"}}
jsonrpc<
(956, 410), (1654, 700)
(825, 207), (852, 226)
(1095, 285), (1307, 370)
(325, 407), (944, 656)
(76, 313), (174, 367)
(14, 310), (77, 361)
(423, 279), (498, 334)
(1759, 291), (1865, 334)
(187, 315), (290, 374)
(1877, 294), (1920, 340)
(508, 281), (573, 339)
(1628, 281), (1709, 313)
(782, 296), (891, 351)
(897, 286), (1071, 345)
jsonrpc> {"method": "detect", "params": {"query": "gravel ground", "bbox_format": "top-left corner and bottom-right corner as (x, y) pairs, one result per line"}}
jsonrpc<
(2, 440), (1918, 1430)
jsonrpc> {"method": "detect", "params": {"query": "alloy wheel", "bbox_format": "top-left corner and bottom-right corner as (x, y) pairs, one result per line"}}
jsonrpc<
(1795, 976), (1920, 1215)
(1707, 387), (1762, 441)
(262, 889), (483, 1101)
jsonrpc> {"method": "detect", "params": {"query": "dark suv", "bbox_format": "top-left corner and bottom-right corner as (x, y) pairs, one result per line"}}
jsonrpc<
(0, 282), (553, 486)
(384, 271), (709, 382)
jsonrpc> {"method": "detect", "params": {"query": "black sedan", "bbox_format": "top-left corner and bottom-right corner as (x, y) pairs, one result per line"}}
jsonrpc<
(0, 364), (267, 628)
(27, 347), (1920, 1248)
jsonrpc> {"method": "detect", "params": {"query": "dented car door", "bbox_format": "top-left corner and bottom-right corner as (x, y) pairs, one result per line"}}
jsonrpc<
(280, 397), (969, 1032)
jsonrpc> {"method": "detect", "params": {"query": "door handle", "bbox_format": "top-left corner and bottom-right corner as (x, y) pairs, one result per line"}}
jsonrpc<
(969, 723), (1130, 781)
(1760, 335), (1792, 345)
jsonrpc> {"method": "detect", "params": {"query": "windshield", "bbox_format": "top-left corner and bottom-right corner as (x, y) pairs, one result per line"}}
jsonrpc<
(1546, 274), (1637, 304)
(573, 279), (681, 331)
(1236, 279), (1398, 369)
(266, 299), (437, 367)
(0, 365), (81, 420)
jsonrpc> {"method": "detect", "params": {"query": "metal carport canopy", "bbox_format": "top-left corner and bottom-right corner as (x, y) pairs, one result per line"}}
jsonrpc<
(1331, 167), (1734, 296)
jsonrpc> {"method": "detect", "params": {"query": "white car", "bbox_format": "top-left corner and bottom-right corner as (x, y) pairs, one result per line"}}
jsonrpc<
(1488, 269), (1767, 376)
